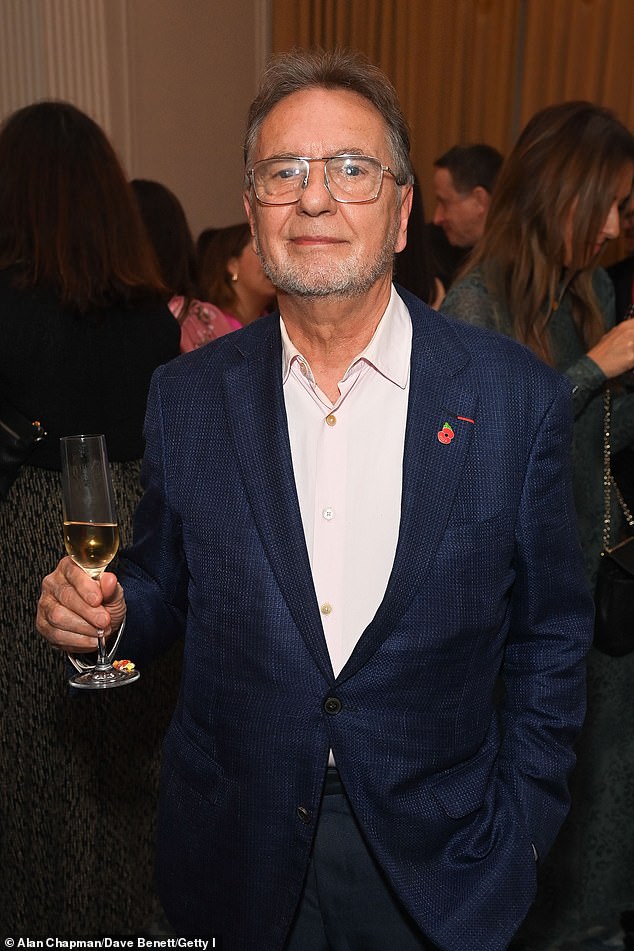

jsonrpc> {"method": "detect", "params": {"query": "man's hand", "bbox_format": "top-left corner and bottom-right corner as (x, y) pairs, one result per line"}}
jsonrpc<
(37, 556), (127, 653)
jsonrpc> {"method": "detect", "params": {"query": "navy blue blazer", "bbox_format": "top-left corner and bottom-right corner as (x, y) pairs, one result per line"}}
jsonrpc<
(120, 287), (593, 951)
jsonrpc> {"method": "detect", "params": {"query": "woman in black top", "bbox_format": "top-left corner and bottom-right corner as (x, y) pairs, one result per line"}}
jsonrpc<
(0, 101), (181, 934)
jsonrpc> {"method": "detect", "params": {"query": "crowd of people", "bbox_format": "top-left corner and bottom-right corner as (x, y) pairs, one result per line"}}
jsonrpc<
(1, 43), (633, 951)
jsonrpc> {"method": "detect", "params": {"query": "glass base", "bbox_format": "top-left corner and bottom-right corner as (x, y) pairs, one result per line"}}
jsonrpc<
(69, 666), (140, 690)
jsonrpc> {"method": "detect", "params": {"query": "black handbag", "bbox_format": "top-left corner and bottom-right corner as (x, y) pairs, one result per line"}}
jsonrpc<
(594, 388), (634, 657)
(0, 396), (46, 500)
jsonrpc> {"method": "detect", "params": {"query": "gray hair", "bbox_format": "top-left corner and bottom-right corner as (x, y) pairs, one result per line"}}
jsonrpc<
(243, 47), (414, 186)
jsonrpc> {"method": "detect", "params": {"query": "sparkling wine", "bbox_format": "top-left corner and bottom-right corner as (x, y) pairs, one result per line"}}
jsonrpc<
(64, 521), (119, 575)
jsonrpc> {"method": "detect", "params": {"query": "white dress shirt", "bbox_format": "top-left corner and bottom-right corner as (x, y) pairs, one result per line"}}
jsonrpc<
(281, 286), (412, 678)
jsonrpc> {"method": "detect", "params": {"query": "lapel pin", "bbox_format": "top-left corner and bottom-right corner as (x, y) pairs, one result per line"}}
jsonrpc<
(437, 422), (454, 444)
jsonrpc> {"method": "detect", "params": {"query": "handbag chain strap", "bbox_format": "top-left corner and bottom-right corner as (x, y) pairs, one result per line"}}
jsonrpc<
(602, 387), (634, 553)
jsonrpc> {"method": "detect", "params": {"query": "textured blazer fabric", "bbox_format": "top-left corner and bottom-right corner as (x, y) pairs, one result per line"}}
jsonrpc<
(119, 287), (594, 951)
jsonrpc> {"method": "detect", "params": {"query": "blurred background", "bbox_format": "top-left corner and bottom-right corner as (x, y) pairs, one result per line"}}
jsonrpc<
(1, 0), (633, 260)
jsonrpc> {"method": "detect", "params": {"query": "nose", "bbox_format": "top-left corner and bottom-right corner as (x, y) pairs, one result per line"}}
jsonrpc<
(297, 161), (336, 214)
(603, 200), (621, 241)
(432, 204), (444, 226)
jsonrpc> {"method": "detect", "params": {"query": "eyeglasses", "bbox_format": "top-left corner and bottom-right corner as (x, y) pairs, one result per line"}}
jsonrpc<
(248, 154), (400, 205)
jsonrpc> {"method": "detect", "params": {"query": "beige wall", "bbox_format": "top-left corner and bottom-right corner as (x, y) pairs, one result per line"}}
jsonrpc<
(0, 0), (269, 240)
(123, 0), (269, 237)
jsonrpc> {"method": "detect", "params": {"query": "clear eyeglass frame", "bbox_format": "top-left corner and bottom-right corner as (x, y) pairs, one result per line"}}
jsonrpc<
(248, 154), (398, 205)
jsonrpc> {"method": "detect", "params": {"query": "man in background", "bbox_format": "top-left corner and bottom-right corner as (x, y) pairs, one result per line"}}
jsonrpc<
(431, 143), (503, 286)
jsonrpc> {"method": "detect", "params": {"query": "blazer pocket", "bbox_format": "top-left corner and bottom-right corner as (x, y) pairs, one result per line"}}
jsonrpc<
(429, 744), (495, 819)
(162, 719), (235, 805)
(439, 509), (514, 556)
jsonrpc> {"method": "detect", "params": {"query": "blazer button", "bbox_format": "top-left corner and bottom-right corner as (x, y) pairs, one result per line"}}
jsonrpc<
(296, 805), (312, 824)
(324, 696), (342, 715)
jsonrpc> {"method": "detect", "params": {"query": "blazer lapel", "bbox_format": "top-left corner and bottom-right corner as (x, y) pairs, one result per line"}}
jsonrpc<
(223, 319), (334, 682)
(222, 300), (479, 686)
(338, 299), (478, 681)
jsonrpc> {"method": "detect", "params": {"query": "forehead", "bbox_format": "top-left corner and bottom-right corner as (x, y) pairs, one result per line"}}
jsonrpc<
(253, 87), (391, 161)
(433, 167), (460, 197)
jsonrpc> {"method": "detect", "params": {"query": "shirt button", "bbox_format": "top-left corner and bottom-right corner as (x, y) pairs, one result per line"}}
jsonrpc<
(322, 507), (335, 521)
(325, 414), (337, 427)
(320, 602), (333, 616)
(324, 697), (342, 715)
(296, 805), (312, 824)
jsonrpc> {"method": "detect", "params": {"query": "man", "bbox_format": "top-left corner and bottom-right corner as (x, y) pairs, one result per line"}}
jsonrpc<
(431, 144), (503, 285)
(37, 49), (592, 951)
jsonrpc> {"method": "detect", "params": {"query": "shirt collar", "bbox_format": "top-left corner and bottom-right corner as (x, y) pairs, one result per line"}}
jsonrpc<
(280, 285), (411, 388)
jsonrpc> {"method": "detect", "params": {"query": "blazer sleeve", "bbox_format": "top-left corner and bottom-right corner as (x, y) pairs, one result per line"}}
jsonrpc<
(116, 369), (190, 663)
(496, 375), (594, 860)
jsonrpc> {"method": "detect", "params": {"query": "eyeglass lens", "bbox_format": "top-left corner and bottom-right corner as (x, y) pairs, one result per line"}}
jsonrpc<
(253, 156), (385, 204)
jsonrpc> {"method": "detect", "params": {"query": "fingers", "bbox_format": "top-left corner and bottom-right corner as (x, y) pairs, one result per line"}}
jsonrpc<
(588, 321), (634, 378)
(36, 557), (126, 653)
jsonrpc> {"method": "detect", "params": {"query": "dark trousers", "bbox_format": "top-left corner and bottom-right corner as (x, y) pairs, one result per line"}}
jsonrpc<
(284, 770), (439, 951)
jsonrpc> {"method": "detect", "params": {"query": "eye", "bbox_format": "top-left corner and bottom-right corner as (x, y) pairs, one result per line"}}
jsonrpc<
(339, 159), (368, 178)
(272, 164), (303, 182)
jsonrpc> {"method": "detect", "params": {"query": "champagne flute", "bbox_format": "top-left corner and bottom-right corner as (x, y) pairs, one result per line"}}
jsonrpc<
(60, 434), (139, 689)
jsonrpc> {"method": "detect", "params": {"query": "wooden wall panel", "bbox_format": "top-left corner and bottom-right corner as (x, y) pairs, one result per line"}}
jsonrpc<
(271, 0), (634, 230)
(520, 0), (634, 125)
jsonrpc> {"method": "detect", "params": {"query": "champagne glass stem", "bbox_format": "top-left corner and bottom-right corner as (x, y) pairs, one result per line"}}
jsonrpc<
(88, 568), (111, 668)
(96, 633), (109, 667)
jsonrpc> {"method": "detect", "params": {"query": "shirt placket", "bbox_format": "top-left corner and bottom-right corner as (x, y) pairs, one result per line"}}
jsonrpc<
(311, 364), (365, 677)
(312, 401), (347, 677)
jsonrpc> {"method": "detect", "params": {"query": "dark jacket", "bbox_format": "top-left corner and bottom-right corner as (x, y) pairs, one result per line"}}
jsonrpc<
(119, 288), (593, 951)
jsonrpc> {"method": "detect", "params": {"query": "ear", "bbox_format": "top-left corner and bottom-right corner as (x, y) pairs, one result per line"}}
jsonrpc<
(394, 184), (414, 254)
(227, 255), (240, 278)
(472, 185), (491, 212)
(243, 191), (257, 238)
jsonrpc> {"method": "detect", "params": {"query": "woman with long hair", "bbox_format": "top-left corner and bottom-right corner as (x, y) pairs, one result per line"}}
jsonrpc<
(0, 101), (181, 934)
(443, 100), (634, 946)
(445, 100), (634, 582)
(131, 179), (240, 351)
(197, 221), (276, 328)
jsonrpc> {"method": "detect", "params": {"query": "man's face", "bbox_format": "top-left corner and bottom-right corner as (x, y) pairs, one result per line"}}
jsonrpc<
(432, 167), (488, 249)
(243, 88), (412, 301)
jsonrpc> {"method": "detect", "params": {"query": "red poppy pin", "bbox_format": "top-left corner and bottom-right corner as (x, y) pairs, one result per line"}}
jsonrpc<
(437, 422), (454, 444)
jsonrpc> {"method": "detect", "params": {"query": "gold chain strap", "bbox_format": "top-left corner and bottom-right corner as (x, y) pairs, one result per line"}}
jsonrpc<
(602, 387), (634, 553)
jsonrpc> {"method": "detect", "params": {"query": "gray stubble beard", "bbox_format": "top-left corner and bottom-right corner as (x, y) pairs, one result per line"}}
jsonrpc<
(253, 215), (401, 301)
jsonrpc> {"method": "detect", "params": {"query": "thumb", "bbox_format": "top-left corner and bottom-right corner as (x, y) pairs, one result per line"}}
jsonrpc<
(99, 573), (127, 630)
(100, 570), (121, 603)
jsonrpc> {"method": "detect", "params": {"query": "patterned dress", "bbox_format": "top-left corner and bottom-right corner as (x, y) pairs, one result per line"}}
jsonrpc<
(0, 461), (182, 934)
(0, 276), (182, 934)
